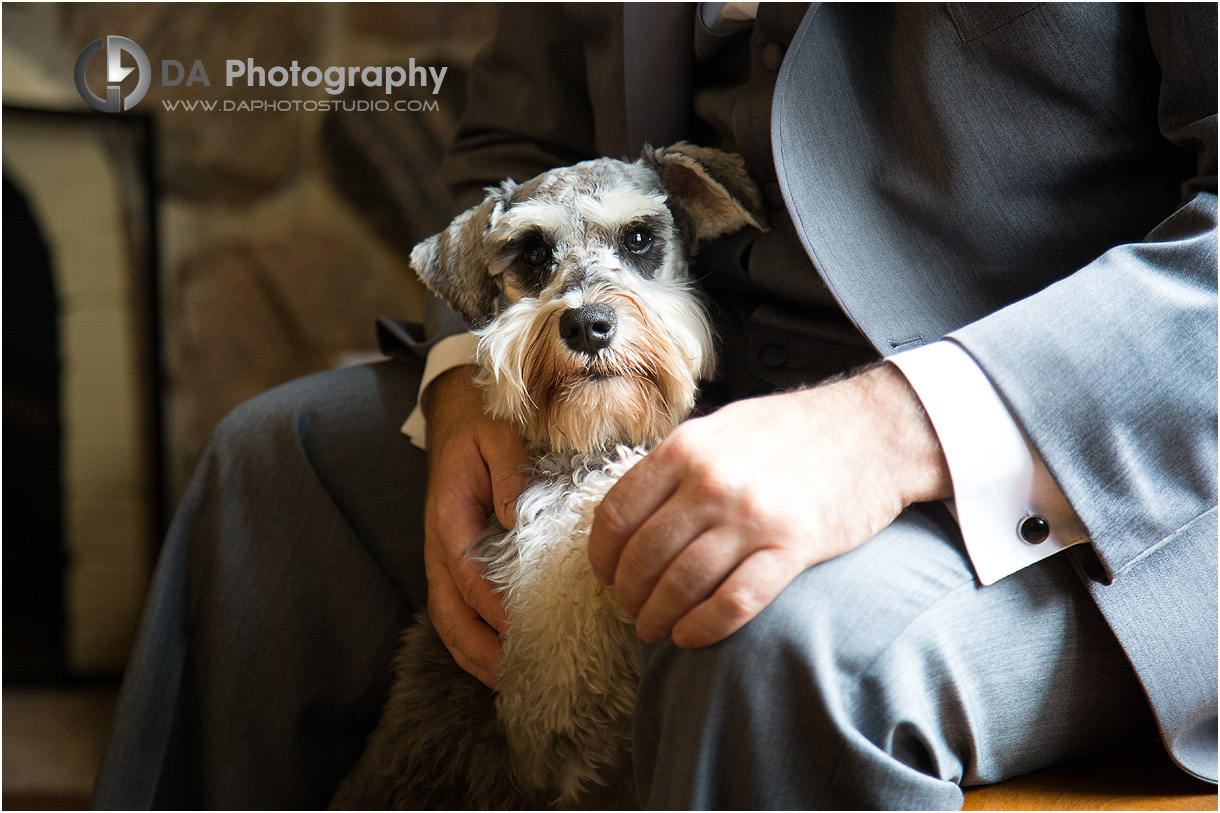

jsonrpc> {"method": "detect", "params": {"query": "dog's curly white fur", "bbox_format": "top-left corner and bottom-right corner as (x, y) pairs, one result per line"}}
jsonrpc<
(331, 143), (766, 809)
(479, 448), (648, 803)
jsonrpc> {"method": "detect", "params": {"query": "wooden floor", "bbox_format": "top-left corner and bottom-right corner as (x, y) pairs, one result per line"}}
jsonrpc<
(963, 746), (1217, 811)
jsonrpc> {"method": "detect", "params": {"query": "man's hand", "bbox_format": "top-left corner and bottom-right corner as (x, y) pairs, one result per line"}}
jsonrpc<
(588, 362), (951, 649)
(424, 366), (530, 689)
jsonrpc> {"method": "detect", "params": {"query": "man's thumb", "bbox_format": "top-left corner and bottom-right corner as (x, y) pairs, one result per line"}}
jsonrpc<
(489, 447), (529, 529)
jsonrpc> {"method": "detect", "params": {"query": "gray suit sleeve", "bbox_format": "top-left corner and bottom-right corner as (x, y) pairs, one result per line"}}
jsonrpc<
(950, 4), (1217, 581)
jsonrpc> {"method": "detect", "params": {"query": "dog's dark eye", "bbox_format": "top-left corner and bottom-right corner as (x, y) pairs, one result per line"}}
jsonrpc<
(623, 227), (652, 254)
(523, 243), (552, 268)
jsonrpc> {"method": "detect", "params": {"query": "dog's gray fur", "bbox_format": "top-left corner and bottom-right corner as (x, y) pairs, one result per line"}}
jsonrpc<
(331, 143), (766, 810)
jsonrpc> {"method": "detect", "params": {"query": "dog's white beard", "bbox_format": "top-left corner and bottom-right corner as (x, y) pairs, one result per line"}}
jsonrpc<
(476, 281), (712, 453)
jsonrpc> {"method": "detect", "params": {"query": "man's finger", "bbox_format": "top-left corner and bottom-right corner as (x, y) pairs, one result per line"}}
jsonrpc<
(588, 438), (688, 583)
(483, 427), (531, 530)
(433, 508), (508, 633)
(428, 561), (503, 689)
(452, 550), (508, 633)
(634, 526), (744, 644)
(610, 485), (714, 617)
(670, 547), (806, 649)
(429, 477), (509, 632)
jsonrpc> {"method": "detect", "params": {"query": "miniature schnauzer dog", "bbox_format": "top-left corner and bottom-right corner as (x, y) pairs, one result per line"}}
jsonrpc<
(331, 143), (766, 810)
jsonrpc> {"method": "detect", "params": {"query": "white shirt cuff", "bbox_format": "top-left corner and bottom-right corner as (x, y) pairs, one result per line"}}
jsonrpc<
(401, 332), (480, 450)
(889, 341), (1090, 585)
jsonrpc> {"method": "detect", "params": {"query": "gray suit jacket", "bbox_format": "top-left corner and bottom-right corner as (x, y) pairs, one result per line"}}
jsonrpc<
(437, 2), (1217, 782)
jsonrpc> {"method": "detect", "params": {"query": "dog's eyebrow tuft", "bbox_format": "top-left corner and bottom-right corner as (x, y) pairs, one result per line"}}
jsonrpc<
(496, 199), (571, 238)
(576, 187), (669, 232)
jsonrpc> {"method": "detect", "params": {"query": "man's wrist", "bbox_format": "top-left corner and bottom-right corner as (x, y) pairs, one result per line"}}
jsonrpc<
(773, 362), (952, 510)
(859, 362), (953, 507)
(423, 365), (481, 447)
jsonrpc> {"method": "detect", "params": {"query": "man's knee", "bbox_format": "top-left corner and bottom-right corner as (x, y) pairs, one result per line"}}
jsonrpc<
(203, 360), (424, 474)
(637, 505), (976, 710)
(177, 359), (432, 613)
(636, 550), (921, 736)
(632, 508), (981, 806)
(208, 377), (312, 459)
(632, 509), (1148, 807)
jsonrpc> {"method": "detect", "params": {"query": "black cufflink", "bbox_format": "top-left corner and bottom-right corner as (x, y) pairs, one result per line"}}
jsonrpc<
(1018, 514), (1050, 544)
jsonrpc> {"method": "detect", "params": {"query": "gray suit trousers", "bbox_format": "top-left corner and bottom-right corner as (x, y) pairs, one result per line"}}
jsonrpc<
(93, 360), (1156, 810)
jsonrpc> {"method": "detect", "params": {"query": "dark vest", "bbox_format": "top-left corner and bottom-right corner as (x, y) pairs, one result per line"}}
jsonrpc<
(687, 5), (879, 404)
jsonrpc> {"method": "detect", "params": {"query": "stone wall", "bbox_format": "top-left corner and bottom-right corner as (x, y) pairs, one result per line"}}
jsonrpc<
(10, 2), (495, 497)
(3, 2), (495, 674)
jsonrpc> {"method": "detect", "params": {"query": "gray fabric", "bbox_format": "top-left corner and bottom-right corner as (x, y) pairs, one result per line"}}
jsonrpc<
(634, 504), (1157, 809)
(772, 3), (1217, 779)
(1075, 509), (1219, 782)
(93, 361), (429, 809)
(92, 359), (1159, 810)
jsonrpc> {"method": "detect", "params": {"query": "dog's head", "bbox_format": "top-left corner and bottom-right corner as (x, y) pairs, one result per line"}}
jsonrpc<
(412, 142), (768, 453)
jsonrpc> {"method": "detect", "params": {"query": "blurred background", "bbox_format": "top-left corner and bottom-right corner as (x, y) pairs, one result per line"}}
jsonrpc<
(2, 3), (493, 807)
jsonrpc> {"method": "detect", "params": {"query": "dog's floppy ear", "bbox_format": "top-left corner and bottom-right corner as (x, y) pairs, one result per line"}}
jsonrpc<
(642, 142), (769, 242)
(410, 187), (511, 327)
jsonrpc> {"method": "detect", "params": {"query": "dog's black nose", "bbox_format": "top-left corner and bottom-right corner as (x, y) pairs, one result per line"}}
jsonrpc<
(559, 304), (617, 355)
